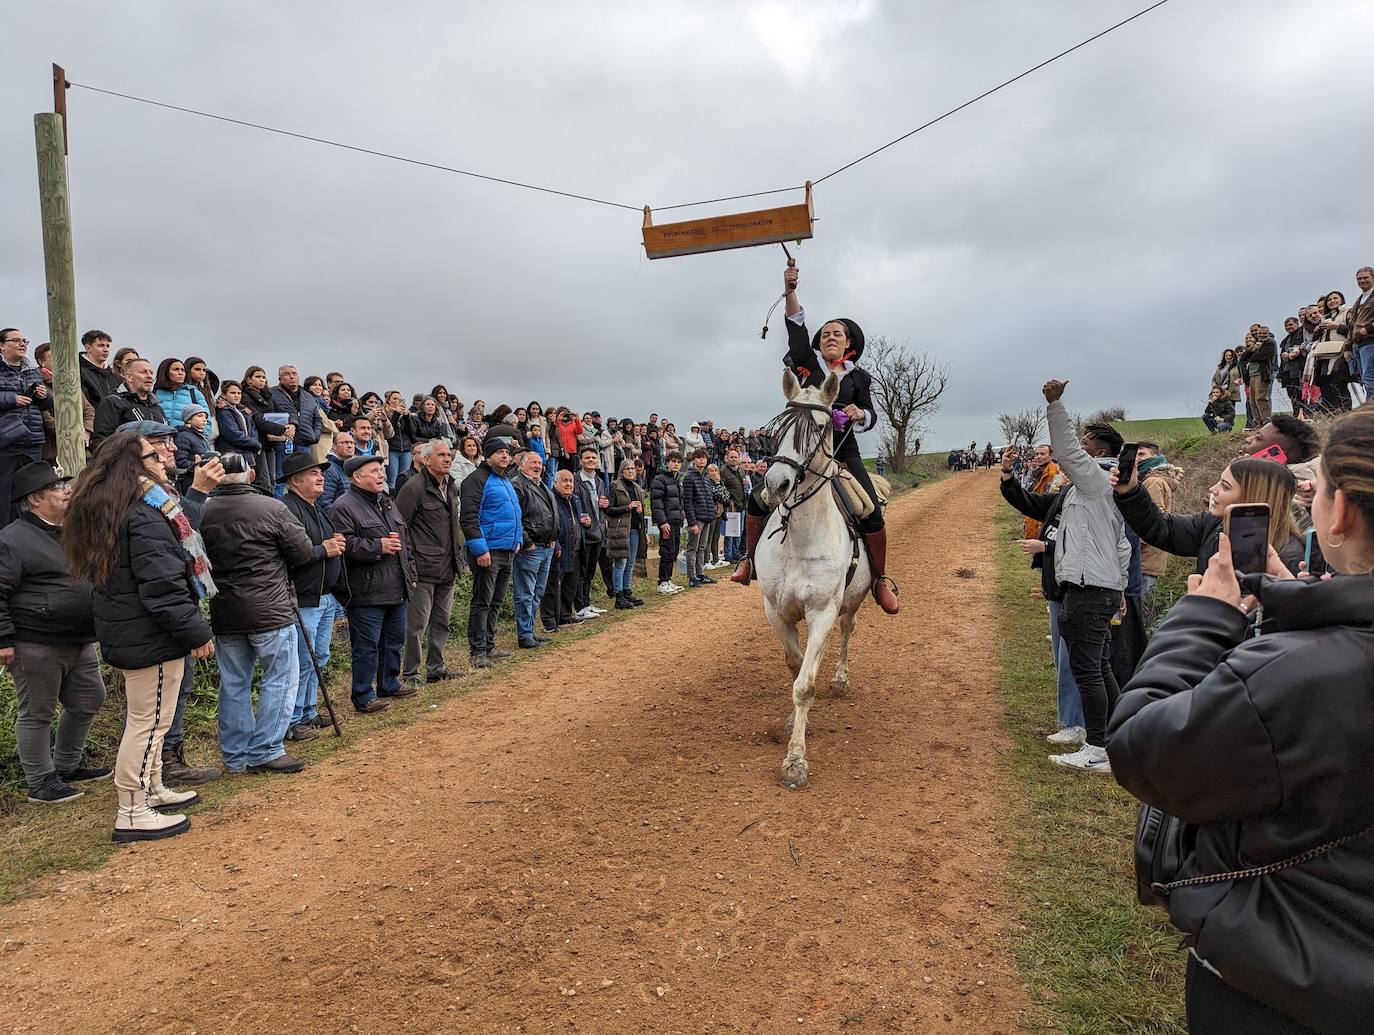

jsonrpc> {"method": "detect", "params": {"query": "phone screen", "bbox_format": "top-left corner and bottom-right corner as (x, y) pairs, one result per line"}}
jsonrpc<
(1226, 504), (1270, 575)
(1117, 443), (1139, 484)
(1304, 528), (1327, 576)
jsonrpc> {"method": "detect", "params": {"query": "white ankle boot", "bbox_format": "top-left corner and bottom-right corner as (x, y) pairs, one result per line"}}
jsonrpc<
(147, 783), (200, 810)
(112, 789), (191, 843)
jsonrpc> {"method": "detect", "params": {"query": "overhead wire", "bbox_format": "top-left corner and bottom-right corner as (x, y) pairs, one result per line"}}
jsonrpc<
(64, 0), (1171, 215)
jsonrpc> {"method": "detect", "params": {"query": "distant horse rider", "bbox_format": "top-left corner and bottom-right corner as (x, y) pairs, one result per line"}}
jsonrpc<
(731, 263), (900, 615)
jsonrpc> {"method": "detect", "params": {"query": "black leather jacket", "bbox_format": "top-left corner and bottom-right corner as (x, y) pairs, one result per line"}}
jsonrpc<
(200, 482), (314, 634)
(328, 485), (417, 606)
(1108, 576), (1374, 1033)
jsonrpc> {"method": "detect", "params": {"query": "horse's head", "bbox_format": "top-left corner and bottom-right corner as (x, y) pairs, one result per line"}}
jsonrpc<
(764, 368), (840, 503)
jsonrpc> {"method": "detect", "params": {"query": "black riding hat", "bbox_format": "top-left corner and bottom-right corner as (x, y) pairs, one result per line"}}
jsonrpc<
(811, 317), (865, 363)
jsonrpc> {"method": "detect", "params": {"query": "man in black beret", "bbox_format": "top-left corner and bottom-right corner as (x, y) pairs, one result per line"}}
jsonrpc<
(0, 462), (110, 803)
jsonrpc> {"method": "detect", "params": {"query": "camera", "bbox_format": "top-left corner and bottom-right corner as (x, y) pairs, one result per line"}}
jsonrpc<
(199, 451), (249, 475)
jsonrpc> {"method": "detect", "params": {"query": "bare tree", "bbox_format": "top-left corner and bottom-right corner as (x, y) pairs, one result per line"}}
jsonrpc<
(866, 336), (949, 474)
(997, 406), (1046, 447)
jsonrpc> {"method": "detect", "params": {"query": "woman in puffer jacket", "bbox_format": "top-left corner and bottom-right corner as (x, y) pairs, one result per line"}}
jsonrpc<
(1108, 405), (1374, 1034)
(62, 432), (216, 844)
(154, 358), (215, 437)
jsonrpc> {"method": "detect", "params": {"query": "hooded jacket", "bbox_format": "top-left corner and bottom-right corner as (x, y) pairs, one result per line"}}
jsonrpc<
(1046, 399), (1130, 592)
(458, 464), (522, 556)
(1108, 575), (1374, 1034)
(79, 355), (123, 410)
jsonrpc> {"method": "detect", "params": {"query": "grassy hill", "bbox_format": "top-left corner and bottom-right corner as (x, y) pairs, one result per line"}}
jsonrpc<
(1111, 416), (1207, 443)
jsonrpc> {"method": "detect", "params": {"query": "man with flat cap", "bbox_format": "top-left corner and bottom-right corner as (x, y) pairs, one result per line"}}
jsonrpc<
(280, 451), (349, 739)
(329, 452), (417, 713)
(0, 461), (109, 803)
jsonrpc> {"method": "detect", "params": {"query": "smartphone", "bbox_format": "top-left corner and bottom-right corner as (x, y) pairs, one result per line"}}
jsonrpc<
(1303, 528), (1327, 576)
(1116, 443), (1139, 484)
(1224, 503), (1271, 575)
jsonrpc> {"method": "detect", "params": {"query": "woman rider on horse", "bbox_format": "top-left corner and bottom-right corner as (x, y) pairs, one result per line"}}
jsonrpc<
(730, 263), (900, 615)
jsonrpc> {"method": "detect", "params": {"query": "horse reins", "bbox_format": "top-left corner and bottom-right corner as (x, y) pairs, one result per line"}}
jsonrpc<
(764, 400), (855, 543)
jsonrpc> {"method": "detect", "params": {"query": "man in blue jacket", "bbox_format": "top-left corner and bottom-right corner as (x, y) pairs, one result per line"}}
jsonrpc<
(458, 426), (522, 669)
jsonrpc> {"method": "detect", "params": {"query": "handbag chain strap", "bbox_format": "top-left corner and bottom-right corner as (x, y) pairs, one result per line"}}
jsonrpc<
(1155, 819), (1374, 895)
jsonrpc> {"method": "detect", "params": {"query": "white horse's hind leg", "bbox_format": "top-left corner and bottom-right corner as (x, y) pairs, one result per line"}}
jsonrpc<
(831, 607), (858, 695)
(782, 606), (839, 790)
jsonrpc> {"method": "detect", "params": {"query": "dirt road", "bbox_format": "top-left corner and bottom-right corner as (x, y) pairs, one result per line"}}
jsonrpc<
(0, 471), (1023, 1034)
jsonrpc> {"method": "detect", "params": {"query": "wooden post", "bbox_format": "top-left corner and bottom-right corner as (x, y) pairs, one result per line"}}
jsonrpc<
(34, 112), (85, 478)
(52, 64), (68, 154)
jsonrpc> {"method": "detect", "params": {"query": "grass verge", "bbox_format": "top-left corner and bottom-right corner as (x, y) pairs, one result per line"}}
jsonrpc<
(993, 505), (1187, 1034)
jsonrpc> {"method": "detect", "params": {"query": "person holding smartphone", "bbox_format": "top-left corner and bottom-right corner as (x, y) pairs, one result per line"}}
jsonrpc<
(1110, 458), (1305, 576)
(1107, 405), (1374, 1032)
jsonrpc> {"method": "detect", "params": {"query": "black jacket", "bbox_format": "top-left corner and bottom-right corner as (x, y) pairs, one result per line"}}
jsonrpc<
(241, 385), (288, 446)
(512, 472), (557, 547)
(785, 312), (876, 460)
(329, 485), (417, 606)
(650, 470), (685, 525)
(394, 468), (464, 584)
(93, 501), (213, 669)
(91, 387), (166, 448)
(0, 513), (96, 647)
(1278, 329), (1308, 386)
(552, 490), (583, 572)
(410, 414), (449, 444)
(78, 355), (123, 411)
(605, 476), (645, 560)
(1114, 484), (1305, 575)
(1108, 577), (1374, 1034)
(269, 384), (323, 447)
(200, 483), (314, 634)
(718, 464), (746, 510)
(282, 489), (346, 608)
(999, 475), (1068, 602)
(572, 473), (606, 543)
(680, 467), (716, 525)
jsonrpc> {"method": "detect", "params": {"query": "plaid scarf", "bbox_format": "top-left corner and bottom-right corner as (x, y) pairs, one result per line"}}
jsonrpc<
(139, 477), (217, 600)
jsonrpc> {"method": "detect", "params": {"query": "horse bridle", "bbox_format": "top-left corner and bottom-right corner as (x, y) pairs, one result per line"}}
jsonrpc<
(764, 400), (855, 540)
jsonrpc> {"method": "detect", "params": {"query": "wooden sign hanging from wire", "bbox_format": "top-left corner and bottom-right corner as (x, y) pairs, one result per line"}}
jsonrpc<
(642, 182), (813, 260)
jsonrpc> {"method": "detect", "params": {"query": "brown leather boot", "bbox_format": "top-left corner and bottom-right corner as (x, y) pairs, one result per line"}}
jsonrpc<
(863, 529), (900, 615)
(729, 513), (768, 586)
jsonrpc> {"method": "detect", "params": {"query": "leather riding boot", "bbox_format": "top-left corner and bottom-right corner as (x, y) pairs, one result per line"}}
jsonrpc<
(863, 529), (901, 615)
(729, 514), (768, 586)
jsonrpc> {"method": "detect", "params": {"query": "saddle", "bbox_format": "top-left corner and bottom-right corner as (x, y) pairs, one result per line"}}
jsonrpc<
(835, 468), (890, 520)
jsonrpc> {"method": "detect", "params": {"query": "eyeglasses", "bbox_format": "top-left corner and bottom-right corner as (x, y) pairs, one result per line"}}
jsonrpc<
(140, 451), (158, 460)
(2, 337), (29, 345)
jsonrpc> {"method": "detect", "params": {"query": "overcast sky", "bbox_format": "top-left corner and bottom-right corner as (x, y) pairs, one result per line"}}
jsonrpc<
(5, 1), (1373, 450)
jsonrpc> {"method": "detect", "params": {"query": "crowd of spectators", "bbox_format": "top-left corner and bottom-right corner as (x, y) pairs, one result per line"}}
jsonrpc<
(1204, 265), (1374, 431)
(998, 324), (1371, 1028)
(0, 323), (785, 842)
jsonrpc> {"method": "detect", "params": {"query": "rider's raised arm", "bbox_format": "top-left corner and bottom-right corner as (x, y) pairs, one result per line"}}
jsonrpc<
(781, 267), (817, 381)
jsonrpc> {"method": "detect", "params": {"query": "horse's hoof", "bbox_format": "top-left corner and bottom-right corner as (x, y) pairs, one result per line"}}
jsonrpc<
(781, 758), (809, 789)
(830, 679), (850, 698)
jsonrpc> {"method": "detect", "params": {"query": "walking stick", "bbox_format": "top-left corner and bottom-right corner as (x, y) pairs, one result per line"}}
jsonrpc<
(292, 601), (342, 737)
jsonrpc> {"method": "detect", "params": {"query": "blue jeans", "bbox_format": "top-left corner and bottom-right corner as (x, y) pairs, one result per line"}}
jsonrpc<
(215, 625), (299, 770)
(1047, 600), (1085, 729)
(613, 530), (640, 592)
(1358, 342), (1374, 397)
(387, 451), (411, 489)
(724, 534), (741, 562)
(512, 545), (554, 640)
(292, 594), (336, 726)
(347, 603), (407, 707)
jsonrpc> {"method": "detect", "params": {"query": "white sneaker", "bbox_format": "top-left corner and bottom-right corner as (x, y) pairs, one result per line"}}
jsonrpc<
(657, 581), (676, 594)
(665, 582), (684, 593)
(576, 607), (599, 620)
(1049, 744), (1112, 775)
(1046, 725), (1085, 746)
(587, 605), (607, 615)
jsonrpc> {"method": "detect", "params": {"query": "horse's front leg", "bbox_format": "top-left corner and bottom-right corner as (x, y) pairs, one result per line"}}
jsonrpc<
(763, 599), (803, 680)
(831, 607), (857, 696)
(782, 605), (839, 790)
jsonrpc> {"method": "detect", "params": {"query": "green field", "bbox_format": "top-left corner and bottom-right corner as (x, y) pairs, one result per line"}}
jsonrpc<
(1111, 416), (1207, 443)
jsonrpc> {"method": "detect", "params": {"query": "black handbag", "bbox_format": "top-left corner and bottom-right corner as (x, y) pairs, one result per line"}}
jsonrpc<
(1136, 803), (1374, 909)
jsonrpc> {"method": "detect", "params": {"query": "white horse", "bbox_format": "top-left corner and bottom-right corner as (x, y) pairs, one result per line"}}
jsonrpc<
(756, 368), (873, 789)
